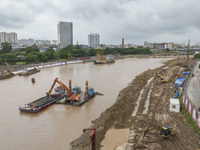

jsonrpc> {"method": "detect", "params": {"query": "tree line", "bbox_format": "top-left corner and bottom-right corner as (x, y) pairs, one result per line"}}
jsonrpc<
(0, 42), (153, 64)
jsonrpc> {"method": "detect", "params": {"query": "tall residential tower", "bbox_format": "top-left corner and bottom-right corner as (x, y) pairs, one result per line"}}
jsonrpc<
(88, 33), (100, 48)
(57, 21), (73, 48)
(0, 32), (18, 44)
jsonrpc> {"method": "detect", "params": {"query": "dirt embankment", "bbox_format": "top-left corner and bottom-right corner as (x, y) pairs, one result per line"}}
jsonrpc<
(70, 59), (200, 150)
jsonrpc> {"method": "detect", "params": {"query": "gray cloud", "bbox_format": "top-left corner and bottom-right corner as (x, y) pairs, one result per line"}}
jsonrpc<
(0, 0), (199, 45)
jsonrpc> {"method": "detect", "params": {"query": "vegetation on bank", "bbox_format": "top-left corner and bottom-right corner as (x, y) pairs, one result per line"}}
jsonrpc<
(0, 42), (152, 64)
(179, 98), (200, 135)
(194, 53), (200, 59)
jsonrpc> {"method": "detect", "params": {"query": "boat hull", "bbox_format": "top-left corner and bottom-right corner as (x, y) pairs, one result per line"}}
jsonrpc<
(19, 94), (64, 113)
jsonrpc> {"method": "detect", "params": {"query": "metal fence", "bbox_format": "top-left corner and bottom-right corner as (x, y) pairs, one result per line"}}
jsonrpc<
(182, 60), (200, 127)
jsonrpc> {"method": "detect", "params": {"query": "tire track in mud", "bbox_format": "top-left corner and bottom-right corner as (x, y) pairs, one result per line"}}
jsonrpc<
(153, 67), (196, 150)
(144, 66), (194, 150)
(162, 67), (196, 150)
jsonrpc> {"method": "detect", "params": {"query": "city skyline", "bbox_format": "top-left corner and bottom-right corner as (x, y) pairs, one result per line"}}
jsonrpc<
(0, 0), (200, 45)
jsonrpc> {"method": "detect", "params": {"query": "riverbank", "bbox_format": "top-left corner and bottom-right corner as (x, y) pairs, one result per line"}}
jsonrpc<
(70, 58), (200, 150)
(0, 54), (179, 73)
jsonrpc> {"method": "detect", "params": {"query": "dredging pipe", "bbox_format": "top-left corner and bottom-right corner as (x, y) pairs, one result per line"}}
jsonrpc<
(83, 128), (96, 150)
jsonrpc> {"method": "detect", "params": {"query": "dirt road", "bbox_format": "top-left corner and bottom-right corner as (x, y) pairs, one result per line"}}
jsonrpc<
(70, 59), (200, 150)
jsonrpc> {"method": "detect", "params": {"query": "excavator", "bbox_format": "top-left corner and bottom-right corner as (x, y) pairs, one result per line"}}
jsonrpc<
(68, 53), (74, 60)
(46, 78), (80, 101)
(155, 72), (169, 83)
(141, 125), (176, 141)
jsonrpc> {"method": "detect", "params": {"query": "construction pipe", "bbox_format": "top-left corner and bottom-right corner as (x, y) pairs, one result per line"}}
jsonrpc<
(86, 80), (88, 95)
(69, 80), (72, 94)
(83, 128), (96, 150)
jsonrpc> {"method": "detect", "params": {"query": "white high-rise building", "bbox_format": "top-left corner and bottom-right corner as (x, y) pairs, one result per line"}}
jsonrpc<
(8, 32), (18, 43)
(57, 21), (73, 48)
(0, 32), (18, 44)
(0, 32), (8, 43)
(88, 33), (100, 48)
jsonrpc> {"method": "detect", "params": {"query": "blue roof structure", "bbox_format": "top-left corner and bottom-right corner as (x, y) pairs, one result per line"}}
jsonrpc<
(175, 78), (185, 88)
(182, 72), (190, 74)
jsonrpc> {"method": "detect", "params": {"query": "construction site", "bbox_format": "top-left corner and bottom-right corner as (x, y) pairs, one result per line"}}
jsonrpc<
(1, 53), (200, 150)
(70, 58), (200, 150)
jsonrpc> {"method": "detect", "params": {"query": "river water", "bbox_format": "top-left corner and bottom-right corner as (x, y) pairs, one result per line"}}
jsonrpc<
(0, 57), (171, 150)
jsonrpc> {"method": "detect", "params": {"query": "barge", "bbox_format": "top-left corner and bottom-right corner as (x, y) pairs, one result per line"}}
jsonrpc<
(64, 86), (95, 106)
(56, 81), (102, 106)
(19, 78), (102, 112)
(19, 86), (65, 113)
(93, 56), (115, 64)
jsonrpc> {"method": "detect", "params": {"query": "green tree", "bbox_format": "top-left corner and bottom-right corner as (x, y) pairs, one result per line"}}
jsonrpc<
(165, 48), (170, 52)
(58, 52), (68, 59)
(37, 53), (48, 62)
(0, 42), (13, 54)
(45, 52), (55, 60)
(87, 48), (96, 56)
(25, 54), (38, 62)
(46, 46), (55, 53)
(25, 44), (39, 53)
(1, 53), (18, 62)
(75, 44), (82, 49)
(65, 45), (74, 51)
(194, 53), (200, 59)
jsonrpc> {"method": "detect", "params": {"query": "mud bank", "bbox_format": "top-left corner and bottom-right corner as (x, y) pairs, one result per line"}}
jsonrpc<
(70, 59), (200, 150)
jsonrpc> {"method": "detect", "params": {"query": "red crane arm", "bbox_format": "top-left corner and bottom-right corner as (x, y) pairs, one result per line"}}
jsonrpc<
(56, 80), (71, 95)
(46, 78), (58, 95)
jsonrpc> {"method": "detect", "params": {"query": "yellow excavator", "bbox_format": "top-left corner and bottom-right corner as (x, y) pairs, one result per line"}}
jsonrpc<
(155, 73), (169, 83)
(141, 125), (176, 141)
(68, 53), (74, 59)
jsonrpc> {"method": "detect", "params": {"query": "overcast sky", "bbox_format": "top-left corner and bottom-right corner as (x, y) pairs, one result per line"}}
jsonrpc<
(0, 0), (200, 45)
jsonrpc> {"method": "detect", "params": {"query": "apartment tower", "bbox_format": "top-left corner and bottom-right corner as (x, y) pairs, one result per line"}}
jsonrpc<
(0, 32), (18, 44)
(57, 21), (73, 48)
(88, 33), (100, 48)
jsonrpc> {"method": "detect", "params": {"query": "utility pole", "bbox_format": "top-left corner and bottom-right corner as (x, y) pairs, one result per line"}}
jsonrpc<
(187, 39), (190, 69)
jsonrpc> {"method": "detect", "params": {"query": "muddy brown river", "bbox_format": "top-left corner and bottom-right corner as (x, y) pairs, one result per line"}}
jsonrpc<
(0, 57), (171, 150)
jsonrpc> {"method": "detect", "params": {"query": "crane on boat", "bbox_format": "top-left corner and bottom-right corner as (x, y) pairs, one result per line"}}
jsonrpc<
(46, 78), (80, 101)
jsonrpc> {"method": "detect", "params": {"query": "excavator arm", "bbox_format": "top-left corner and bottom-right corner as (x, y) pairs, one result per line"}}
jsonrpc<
(46, 78), (81, 101)
(46, 78), (71, 96)
(141, 126), (161, 141)
(68, 53), (74, 59)
(56, 80), (71, 95)
(141, 125), (175, 141)
(46, 78), (58, 96)
(155, 73), (164, 79)
(155, 73), (169, 83)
